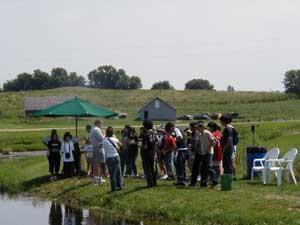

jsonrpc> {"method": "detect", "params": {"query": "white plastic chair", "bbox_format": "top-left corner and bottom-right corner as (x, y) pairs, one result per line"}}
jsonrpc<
(251, 148), (280, 183)
(266, 148), (298, 186)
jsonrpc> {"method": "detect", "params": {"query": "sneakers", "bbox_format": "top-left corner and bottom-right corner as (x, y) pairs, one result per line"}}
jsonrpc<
(100, 177), (106, 183)
(160, 174), (168, 180)
(197, 175), (201, 182)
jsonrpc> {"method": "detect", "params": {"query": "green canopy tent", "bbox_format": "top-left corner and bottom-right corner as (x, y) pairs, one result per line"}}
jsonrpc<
(32, 97), (118, 137)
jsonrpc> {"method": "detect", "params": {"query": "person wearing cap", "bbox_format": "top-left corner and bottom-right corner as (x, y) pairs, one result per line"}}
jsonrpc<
(190, 122), (218, 187)
(198, 123), (218, 187)
(173, 126), (188, 186)
(162, 122), (177, 180)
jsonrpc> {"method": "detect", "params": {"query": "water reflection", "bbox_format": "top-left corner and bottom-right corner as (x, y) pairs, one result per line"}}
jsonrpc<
(49, 202), (63, 225)
(0, 195), (146, 225)
(48, 202), (143, 225)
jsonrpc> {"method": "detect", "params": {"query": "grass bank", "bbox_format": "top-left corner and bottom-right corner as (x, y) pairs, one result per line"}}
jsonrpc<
(1, 121), (300, 224)
(1, 157), (300, 225)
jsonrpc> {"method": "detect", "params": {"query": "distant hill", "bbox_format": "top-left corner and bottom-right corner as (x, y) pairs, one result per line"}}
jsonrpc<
(0, 87), (299, 127)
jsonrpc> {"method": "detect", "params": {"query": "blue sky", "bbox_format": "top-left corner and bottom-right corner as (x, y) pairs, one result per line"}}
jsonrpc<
(1, 0), (300, 91)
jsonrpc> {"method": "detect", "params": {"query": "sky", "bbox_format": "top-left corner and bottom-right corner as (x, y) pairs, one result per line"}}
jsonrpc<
(1, 0), (300, 91)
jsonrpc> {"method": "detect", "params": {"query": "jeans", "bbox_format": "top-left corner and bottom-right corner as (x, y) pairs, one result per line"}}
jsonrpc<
(191, 153), (218, 186)
(165, 151), (174, 177)
(175, 150), (187, 183)
(223, 147), (233, 175)
(106, 156), (124, 191)
(126, 146), (138, 176)
(141, 149), (157, 188)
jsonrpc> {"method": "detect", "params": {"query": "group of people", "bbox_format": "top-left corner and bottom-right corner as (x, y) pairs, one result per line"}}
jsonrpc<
(44, 115), (239, 192)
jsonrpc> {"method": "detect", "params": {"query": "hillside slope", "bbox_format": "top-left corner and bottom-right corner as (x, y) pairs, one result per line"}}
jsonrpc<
(0, 87), (299, 128)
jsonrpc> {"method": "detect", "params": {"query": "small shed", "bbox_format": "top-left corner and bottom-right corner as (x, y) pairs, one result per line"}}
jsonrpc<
(138, 97), (176, 121)
(24, 96), (74, 116)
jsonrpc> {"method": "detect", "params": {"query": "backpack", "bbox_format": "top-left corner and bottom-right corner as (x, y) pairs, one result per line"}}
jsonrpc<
(144, 130), (157, 151)
(176, 128), (187, 149)
(232, 128), (239, 146)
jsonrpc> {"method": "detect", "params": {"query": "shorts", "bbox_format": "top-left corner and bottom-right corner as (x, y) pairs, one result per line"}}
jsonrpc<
(231, 146), (237, 160)
(92, 147), (105, 164)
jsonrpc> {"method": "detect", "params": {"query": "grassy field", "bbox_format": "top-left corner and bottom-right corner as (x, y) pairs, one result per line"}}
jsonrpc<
(0, 87), (299, 129)
(0, 86), (300, 152)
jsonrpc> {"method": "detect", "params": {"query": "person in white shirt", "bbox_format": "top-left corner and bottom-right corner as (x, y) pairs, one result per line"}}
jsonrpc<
(84, 125), (93, 176)
(61, 132), (75, 178)
(102, 127), (124, 192)
(90, 120), (106, 184)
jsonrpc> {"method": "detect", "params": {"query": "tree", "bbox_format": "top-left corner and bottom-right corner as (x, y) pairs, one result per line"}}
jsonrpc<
(227, 85), (235, 92)
(185, 78), (214, 90)
(68, 72), (86, 87)
(87, 65), (142, 89)
(151, 81), (174, 90)
(50, 67), (69, 87)
(283, 70), (300, 96)
(129, 76), (142, 89)
(32, 69), (50, 90)
(3, 67), (86, 91)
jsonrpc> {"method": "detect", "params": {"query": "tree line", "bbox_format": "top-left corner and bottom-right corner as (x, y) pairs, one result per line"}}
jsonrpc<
(2, 65), (300, 96)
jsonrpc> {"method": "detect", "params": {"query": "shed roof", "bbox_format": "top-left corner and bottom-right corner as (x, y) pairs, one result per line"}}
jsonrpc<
(24, 96), (74, 111)
(138, 97), (176, 113)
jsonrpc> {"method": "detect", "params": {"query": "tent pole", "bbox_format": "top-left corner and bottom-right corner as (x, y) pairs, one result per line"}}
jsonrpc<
(75, 117), (78, 138)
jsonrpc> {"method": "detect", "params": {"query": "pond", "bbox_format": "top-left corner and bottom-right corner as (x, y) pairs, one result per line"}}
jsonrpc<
(0, 195), (146, 225)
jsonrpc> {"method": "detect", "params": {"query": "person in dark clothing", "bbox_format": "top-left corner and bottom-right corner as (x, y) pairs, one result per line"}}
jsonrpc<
(49, 202), (63, 225)
(220, 115), (234, 175)
(140, 120), (157, 188)
(127, 127), (139, 177)
(189, 123), (203, 187)
(72, 137), (81, 176)
(174, 126), (188, 186)
(120, 125), (131, 176)
(47, 133), (62, 180)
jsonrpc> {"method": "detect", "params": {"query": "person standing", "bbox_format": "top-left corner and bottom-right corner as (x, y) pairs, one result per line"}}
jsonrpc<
(140, 120), (157, 188)
(127, 127), (139, 177)
(227, 120), (239, 180)
(162, 122), (177, 180)
(189, 123), (202, 186)
(84, 125), (93, 176)
(197, 123), (218, 187)
(61, 132), (75, 178)
(71, 136), (81, 176)
(47, 132), (62, 180)
(90, 120), (106, 184)
(102, 127), (124, 192)
(174, 126), (188, 186)
(120, 125), (131, 176)
(220, 115), (234, 175)
(208, 122), (223, 179)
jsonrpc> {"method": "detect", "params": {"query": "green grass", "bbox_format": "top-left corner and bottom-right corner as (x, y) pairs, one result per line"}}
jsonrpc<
(0, 87), (299, 129)
(1, 121), (300, 224)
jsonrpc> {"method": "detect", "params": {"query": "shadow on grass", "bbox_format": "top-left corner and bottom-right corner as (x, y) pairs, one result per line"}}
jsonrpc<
(56, 181), (92, 198)
(22, 175), (51, 191)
